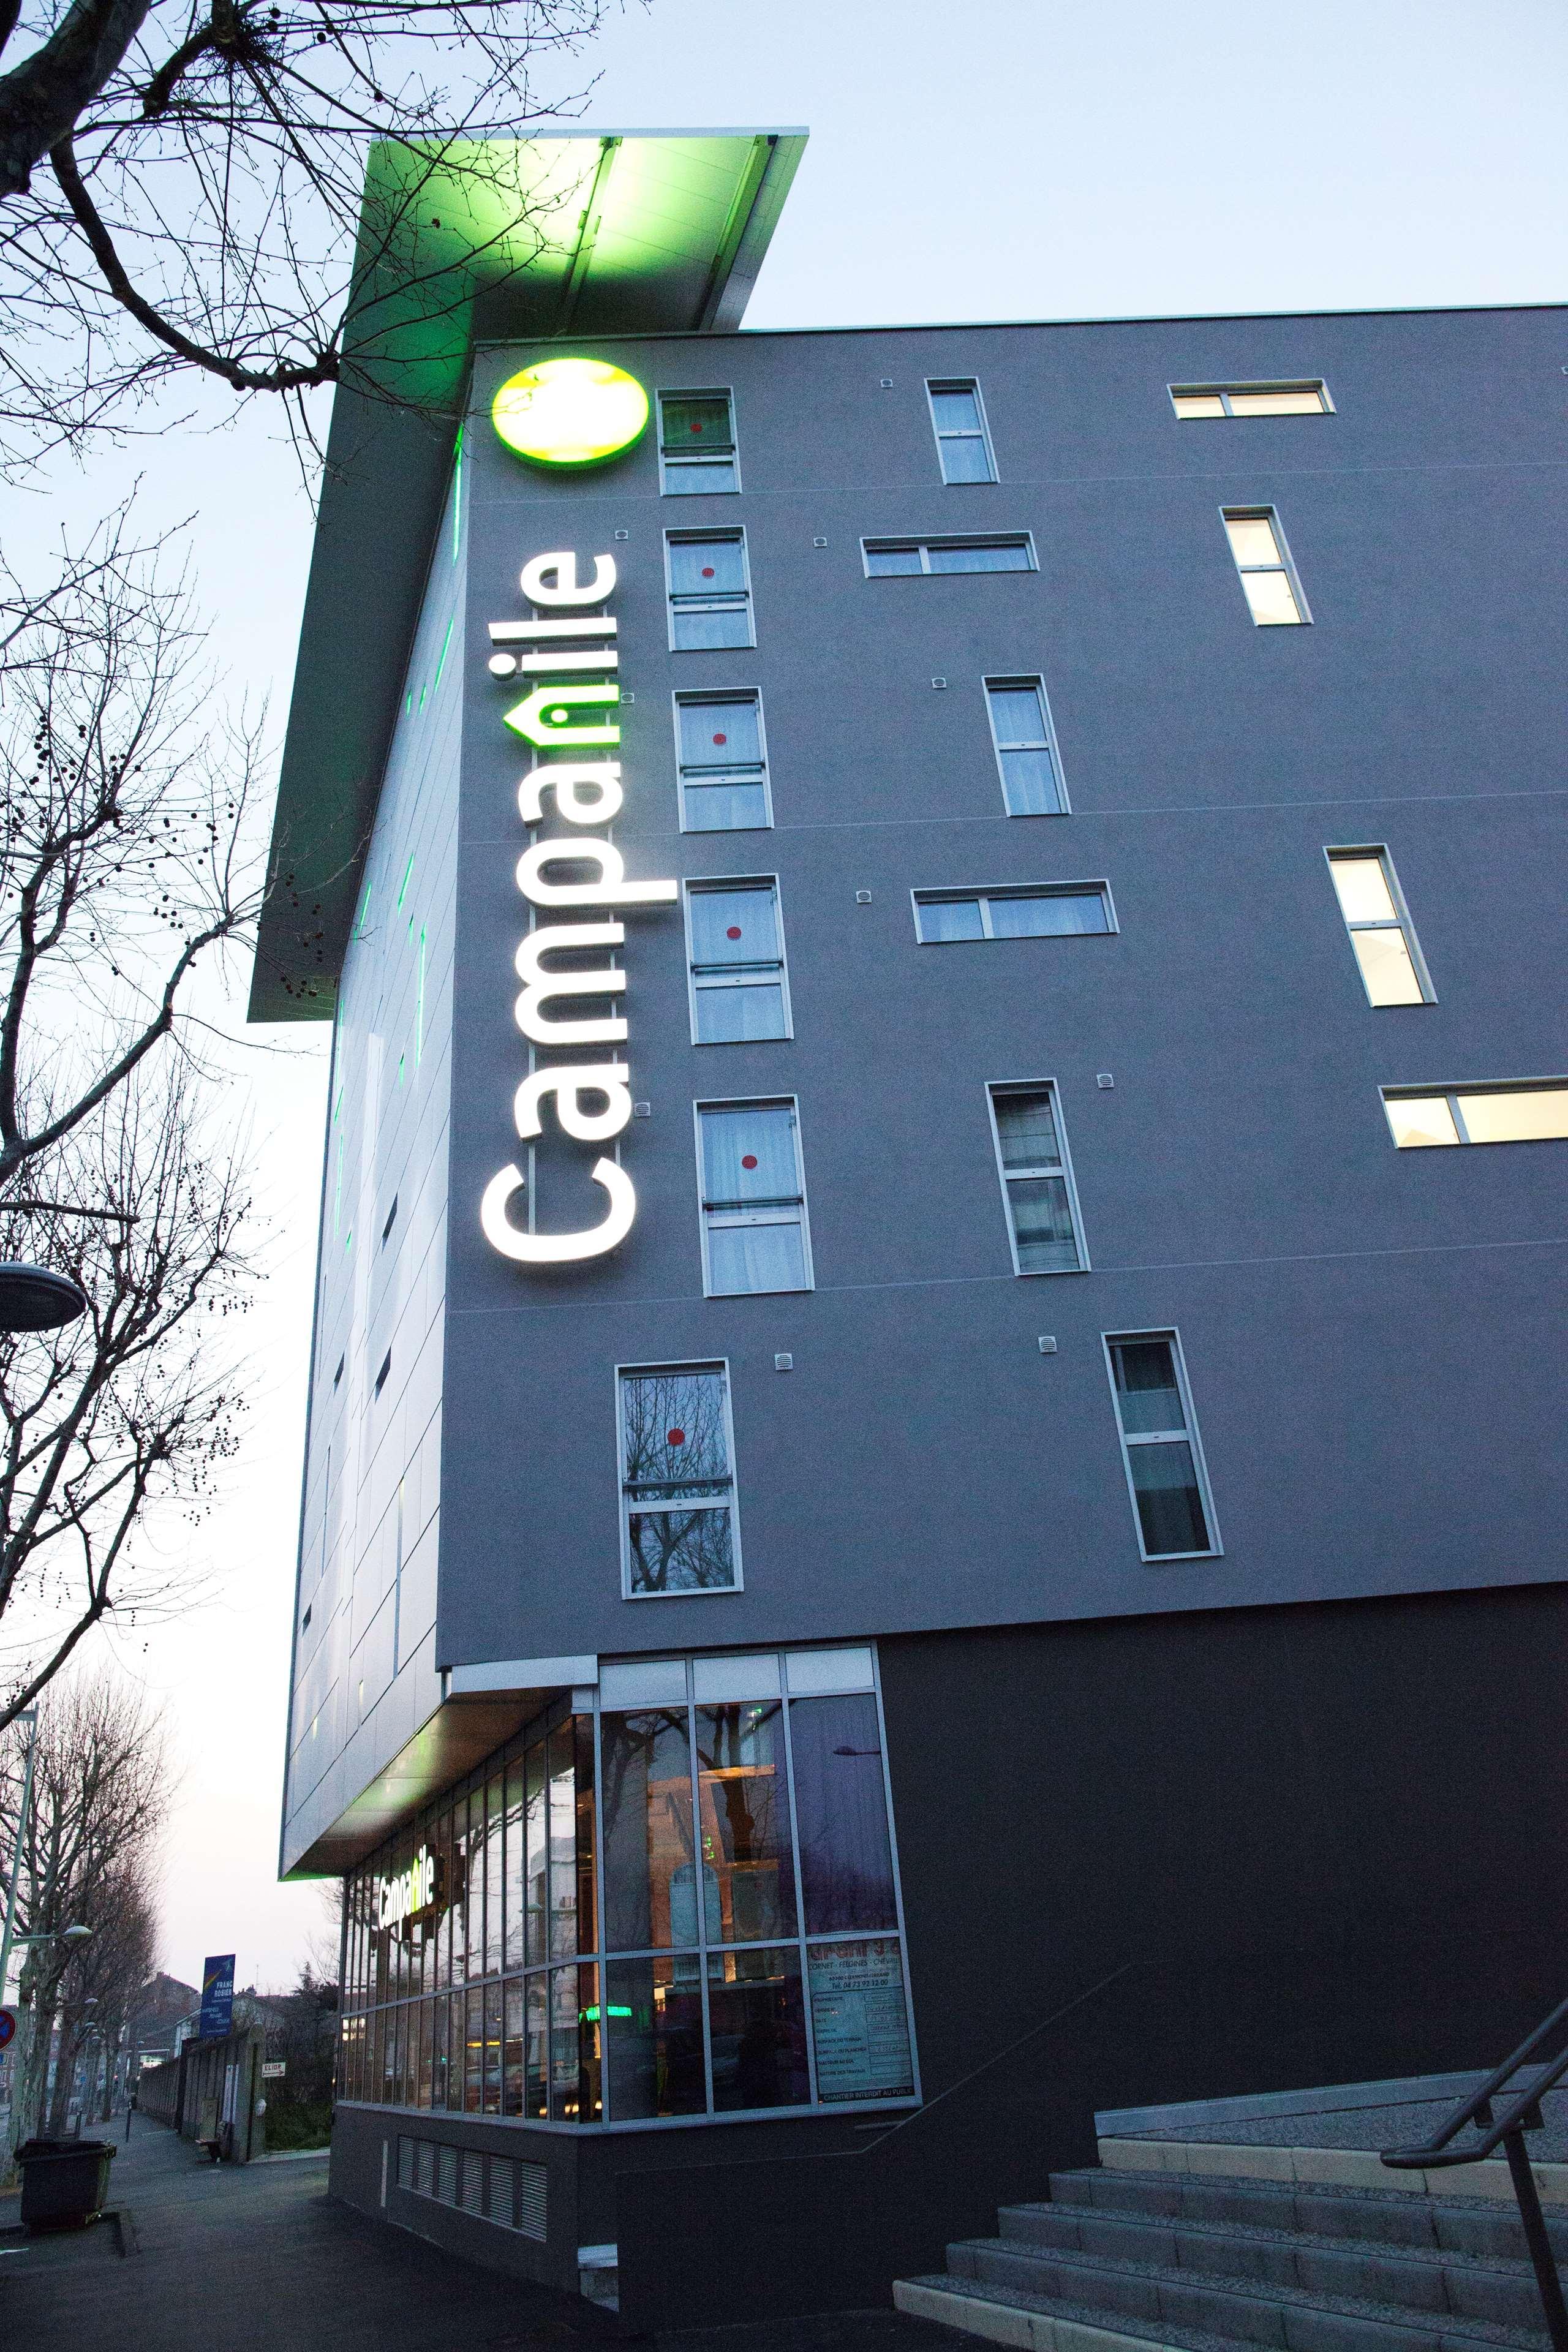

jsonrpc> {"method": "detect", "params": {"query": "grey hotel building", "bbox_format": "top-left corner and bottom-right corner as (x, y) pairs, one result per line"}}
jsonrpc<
(254, 129), (1568, 2325)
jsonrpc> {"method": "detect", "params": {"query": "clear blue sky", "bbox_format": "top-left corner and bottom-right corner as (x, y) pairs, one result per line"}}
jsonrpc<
(28, 0), (1564, 1989)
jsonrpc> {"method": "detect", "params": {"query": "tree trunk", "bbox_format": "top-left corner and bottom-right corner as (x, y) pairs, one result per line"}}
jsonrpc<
(6, 1995), (53, 2154)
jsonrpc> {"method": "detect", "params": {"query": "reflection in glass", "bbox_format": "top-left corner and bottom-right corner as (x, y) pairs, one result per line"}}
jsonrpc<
(503, 1978), (524, 2115)
(927, 539), (1030, 573)
(483, 1978), (503, 2113)
(549, 1723), (578, 1959)
(628, 1507), (738, 1594)
(1352, 927), (1423, 1006)
(1129, 1440), (1210, 1557)
(484, 1777), (505, 1975)
(1240, 569), (1302, 625)
(707, 1948), (810, 2110)
(464, 1984), (483, 2113)
(789, 1694), (898, 1932)
(525, 1741), (548, 1966)
(1385, 1093), (1460, 1148)
(1109, 1337), (1185, 1434)
(1224, 514), (1281, 567)
(696, 1702), (797, 1943)
(1329, 854), (1398, 925)
(503, 1761), (524, 1972)
(601, 1708), (695, 1951)
(918, 898), (984, 943)
(1456, 1088), (1568, 1144)
(526, 1973), (548, 2119)
(606, 1956), (707, 2118)
(549, 1964), (601, 2122)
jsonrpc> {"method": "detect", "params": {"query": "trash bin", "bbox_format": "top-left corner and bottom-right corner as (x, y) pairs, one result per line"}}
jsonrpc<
(16, 2138), (116, 2231)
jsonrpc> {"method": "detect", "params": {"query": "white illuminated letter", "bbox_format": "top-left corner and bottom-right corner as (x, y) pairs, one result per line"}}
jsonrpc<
(516, 840), (677, 911)
(519, 551), (617, 606)
(514, 921), (627, 1046)
(480, 1158), (637, 1262)
(514, 1062), (632, 1143)
(518, 762), (624, 826)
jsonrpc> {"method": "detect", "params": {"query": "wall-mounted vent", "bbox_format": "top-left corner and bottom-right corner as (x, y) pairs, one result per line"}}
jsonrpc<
(398, 2138), (546, 2242)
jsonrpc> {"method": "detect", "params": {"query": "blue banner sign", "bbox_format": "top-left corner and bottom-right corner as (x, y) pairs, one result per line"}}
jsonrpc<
(199, 1953), (235, 2038)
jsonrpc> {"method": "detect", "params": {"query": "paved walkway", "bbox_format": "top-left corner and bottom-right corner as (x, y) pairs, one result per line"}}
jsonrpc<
(1, 2113), (964, 2352)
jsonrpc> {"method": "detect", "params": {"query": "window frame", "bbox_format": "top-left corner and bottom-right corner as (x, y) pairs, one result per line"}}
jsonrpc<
(982, 673), (1069, 817)
(860, 533), (1038, 578)
(910, 881), (1118, 943)
(614, 1357), (744, 1603)
(1381, 1079), (1568, 1150)
(1220, 505), (1311, 627)
(1324, 845), (1434, 1008)
(683, 875), (794, 1046)
(671, 688), (774, 834)
(665, 527), (755, 652)
(1170, 379), (1333, 420)
(925, 376), (998, 484)
(1101, 1327), (1223, 1564)
(692, 1095), (815, 1299)
(986, 1079), (1091, 1278)
(656, 386), (741, 496)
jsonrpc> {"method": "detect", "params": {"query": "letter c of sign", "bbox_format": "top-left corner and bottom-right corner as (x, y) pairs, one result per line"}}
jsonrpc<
(480, 1159), (636, 1262)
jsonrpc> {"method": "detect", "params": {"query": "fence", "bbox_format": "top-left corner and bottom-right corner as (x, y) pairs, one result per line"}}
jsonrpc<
(134, 2027), (266, 2162)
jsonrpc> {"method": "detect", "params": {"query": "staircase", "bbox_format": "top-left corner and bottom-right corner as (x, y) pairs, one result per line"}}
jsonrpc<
(895, 2143), (1568, 2352)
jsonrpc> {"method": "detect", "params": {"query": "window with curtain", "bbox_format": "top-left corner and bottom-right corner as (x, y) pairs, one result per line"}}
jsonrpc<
(1172, 380), (1330, 419)
(658, 390), (739, 493)
(667, 531), (753, 649)
(697, 1100), (812, 1295)
(863, 533), (1035, 577)
(984, 676), (1066, 815)
(1105, 1332), (1219, 1559)
(687, 881), (790, 1042)
(914, 884), (1110, 943)
(927, 378), (997, 482)
(989, 1085), (1087, 1274)
(675, 693), (771, 831)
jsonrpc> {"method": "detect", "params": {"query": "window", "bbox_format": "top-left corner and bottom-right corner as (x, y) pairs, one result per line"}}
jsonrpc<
(927, 378), (996, 483)
(658, 390), (738, 494)
(913, 883), (1112, 942)
(1326, 849), (1431, 1007)
(1382, 1082), (1568, 1150)
(674, 692), (771, 831)
(619, 1363), (740, 1596)
(862, 535), (1036, 577)
(1105, 1332), (1219, 1561)
(696, 1100), (812, 1296)
(666, 531), (752, 650)
(341, 1646), (916, 2126)
(1221, 508), (1308, 626)
(984, 676), (1067, 815)
(1172, 380), (1331, 420)
(687, 880), (791, 1043)
(988, 1085), (1087, 1275)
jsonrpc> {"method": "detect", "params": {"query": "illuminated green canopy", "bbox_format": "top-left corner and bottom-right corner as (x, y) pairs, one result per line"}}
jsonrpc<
(249, 127), (805, 1023)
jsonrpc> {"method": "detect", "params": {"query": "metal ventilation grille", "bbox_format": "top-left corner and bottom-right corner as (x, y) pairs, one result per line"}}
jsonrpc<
(459, 2150), (484, 2214)
(416, 2141), (435, 2197)
(397, 2136), (416, 2188)
(395, 2137), (547, 2242)
(436, 2143), (458, 2205)
(485, 2156), (514, 2223)
(517, 2162), (548, 2242)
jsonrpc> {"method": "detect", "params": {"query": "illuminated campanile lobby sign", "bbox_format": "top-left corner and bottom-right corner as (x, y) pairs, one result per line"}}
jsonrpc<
(478, 363), (680, 1265)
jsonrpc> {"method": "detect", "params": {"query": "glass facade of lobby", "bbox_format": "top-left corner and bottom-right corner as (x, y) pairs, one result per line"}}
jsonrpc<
(339, 1647), (917, 2126)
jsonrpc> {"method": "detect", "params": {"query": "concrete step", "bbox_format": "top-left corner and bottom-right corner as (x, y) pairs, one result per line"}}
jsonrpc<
(1045, 2173), (1568, 2267)
(997, 2204), (1551, 2331)
(940, 2235), (1548, 2352)
(1097, 2144), (1568, 2212)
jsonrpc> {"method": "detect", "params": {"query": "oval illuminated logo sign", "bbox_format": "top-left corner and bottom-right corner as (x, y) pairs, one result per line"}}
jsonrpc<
(491, 358), (649, 468)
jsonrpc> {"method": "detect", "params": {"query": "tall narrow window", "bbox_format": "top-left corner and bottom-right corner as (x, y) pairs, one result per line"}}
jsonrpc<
(687, 881), (790, 1043)
(696, 1100), (812, 1297)
(1326, 849), (1431, 1006)
(658, 390), (738, 494)
(618, 1363), (740, 1597)
(1104, 1332), (1219, 1561)
(927, 379), (996, 483)
(674, 693), (771, 831)
(983, 676), (1066, 815)
(667, 531), (753, 650)
(988, 1085), (1087, 1275)
(1221, 508), (1308, 626)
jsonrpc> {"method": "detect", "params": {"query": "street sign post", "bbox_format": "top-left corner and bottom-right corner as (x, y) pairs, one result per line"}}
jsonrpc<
(0, 2007), (15, 2049)
(198, 1954), (235, 2038)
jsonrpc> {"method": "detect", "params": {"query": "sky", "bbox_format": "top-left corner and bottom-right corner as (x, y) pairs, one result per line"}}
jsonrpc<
(14, 0), (1568, 1995)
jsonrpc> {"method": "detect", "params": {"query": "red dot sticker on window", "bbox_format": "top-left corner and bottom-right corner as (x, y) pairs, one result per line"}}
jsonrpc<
(741, 1154), (758, 1170)
(725, 925), (742, 940)
(690, 421), (703, 434)
(712, 733), (727, 745)
(666, 1427), (685, 1447)
(701, 566), (715, 578)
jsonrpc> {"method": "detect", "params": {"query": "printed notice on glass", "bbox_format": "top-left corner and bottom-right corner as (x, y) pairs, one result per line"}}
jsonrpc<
(807, 1938), (914, 2101)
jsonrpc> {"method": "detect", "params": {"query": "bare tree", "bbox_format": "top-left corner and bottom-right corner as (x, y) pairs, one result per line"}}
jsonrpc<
(0, 0), (609, 466)
(0, 1667), (170, 2155)
(47, 1861), (159, 2128)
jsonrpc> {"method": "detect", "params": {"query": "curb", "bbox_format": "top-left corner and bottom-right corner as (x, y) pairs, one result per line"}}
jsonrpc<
(894, 2278), (1185, 2352)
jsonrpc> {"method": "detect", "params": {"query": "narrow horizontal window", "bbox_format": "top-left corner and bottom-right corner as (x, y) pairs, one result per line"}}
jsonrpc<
(658, 389), (739, 495)
(927, 378), (997, 484)
(862, 535), (1035, 578)
(1104, 1331), (1219, 1561)
(984, 675), (1066, 816)
(913, 884), (1112, 943)
(687, 880), (791, 1044)
(1171, 380), (1331, 420)
(674, 692), (771, 832)
(619, 1362), (740, 1597)
(1326, 848), (1431, 1007)
(1383, 1082), (1568, 1150)
(989, 1083), (1087, 1275)
(1221, 507), (1309, 627)
(667, 531), (753, 651)
(696, 1099), (812, 1297)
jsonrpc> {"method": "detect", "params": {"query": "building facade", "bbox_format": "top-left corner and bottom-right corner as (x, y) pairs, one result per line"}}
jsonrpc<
(256, 133), (1568, 2320)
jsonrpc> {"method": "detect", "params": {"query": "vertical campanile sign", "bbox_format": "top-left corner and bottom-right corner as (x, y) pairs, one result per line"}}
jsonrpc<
(480, 360), (677, 1265)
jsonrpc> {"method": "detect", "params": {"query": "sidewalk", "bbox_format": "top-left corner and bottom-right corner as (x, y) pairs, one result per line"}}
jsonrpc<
(1, 2113), (966, 2352)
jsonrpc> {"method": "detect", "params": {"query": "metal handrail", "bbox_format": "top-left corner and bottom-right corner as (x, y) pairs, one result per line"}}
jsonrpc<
(1381, 1992), (1568, 2352)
